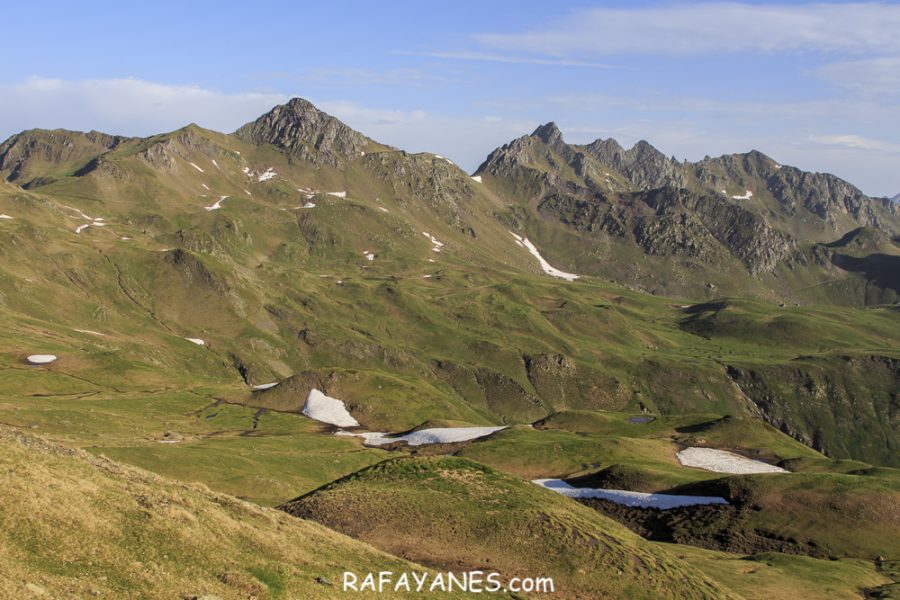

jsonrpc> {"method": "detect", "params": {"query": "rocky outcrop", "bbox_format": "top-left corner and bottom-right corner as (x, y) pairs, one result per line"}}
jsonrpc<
(234, 98), (376, 167)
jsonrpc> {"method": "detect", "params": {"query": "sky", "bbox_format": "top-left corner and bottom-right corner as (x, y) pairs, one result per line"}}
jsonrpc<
(2, 1), (899, 196)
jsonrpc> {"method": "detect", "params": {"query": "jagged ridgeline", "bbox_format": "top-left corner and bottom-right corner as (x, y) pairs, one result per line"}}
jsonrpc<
(477, 122), (900, 305)
(0, 98), (898, 470)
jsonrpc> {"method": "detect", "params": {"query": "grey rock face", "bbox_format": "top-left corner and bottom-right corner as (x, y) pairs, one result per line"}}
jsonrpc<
(234, 98), (374, 167)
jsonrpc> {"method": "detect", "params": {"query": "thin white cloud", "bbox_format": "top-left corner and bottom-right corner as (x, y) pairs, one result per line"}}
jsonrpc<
(816, 56), (900, 95)
(0, 76), (287, 138)
(808, 134), (900, 153)
(395, 50), (614, 68)
(475, 3), (900, 56)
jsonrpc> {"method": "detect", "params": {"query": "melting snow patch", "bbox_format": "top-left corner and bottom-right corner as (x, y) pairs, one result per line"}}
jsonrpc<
(75, 224), (90, 234)
(0, 214), (13, 219)
(731, 190), (753, 200)
(327, 191), (347, 198)
(337, 426), (506, 447)
(120, 236), (132, 241)
(252, 382), (279, 391)
(241, 167), (251, 175)
(211, 159), (220, 170)
(26, 354), (58, 365)
(303, 389), (360, 427)
(74, 329), (105, 336)
(185, 338), (205, 346)
(510, 232), (579, 281)
(470, 175), (482, 183)
(188, 162), (205, 173)
(676, 447), (787, 474)
(205, 196), (227, 211)
(258, 168), (276, 182)
(202, 183), (210, 191)
(423, 232), (445, 253)
(377, 206), (389, 213)
(534, 479), (728, 510)
(301, 202), (316, 209)
(774, 164), (782, 169)
(363, 251), (375, 261)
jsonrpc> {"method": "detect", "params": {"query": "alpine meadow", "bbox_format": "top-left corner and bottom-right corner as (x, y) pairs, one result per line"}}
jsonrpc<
(1, 2), (899, 599)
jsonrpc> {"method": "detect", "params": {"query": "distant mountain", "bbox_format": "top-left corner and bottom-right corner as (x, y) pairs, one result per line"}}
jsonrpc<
(476, 123), (899, 303)
(892, 193), (900, 204)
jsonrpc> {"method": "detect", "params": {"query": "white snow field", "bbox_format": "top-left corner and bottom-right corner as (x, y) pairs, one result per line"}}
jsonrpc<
(303, 388), (360, 427)
(533, 479), (728, 509)
(470, 175), (482, 183)
(204, 196), (227, 211)
(336, 426), (507, 447)
(26, 354), (58, 365)
(510, 232), (579, 281)
(257, 168), (276, 182)
(185, 338), (205, 346)
(676, 447), (788, 474)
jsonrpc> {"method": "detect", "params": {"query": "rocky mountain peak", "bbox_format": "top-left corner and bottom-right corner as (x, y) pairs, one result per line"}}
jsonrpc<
(531, 122), (564, 146)
(585, 137), (684, 189)
(233, 97), (375, 167)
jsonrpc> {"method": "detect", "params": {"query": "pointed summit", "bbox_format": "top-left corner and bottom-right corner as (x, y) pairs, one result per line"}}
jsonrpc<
(531, 122), (564, 146)
(234, 98), (380, 167)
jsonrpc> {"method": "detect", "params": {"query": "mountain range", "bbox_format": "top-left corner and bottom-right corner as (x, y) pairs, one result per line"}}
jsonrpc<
(1, 98), (898, 598)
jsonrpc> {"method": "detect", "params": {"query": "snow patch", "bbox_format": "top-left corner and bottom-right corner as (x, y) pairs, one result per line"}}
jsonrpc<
(185, 338), (205, 346)
(73, 329), (105, 336)
(211, 159), (220, 170)
(676, 447), (788, 474)
(731, 190), (753, 200)
(75, 224), (90, 234)
(252, 382), (279, 391)
(0, 214), (13, 219)
(257, 167), (276, 182)
(26, 354), (58, 365)
(509, 232), (579, 281)
(201, 183), (210, 191)
(303, 388), (359, 427)
(470, 175), (482, 183)
(337, 426), (506, 447)
(204, 196), (227, 211)
(327, 191), (347, 198)
(534, 479), (728, 509)
(377, 206), (389, 213)
(422, 232), (445, 253)
(188, 162), (205, 173)
(300, 202), (316, 209)
(363, 251), (375, 262)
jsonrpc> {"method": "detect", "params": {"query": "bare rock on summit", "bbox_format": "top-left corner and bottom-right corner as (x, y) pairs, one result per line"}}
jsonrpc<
(234, 98), (376, 167)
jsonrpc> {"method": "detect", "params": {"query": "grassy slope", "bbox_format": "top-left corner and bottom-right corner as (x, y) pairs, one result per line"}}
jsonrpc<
(286, 456), (894, 600)
(0, 425), (464, 600)
(283, 456), (738, 600)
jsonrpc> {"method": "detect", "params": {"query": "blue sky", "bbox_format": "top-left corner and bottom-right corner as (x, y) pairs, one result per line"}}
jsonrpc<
(2, 1), (899, 196)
